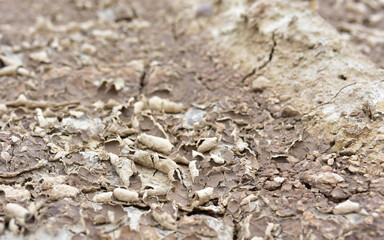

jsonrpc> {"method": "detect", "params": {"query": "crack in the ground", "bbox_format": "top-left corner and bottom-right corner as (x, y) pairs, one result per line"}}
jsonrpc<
(258, 32), (276, 70)
(139, 63), (149, 93)
(186, 208), (225, 218)
(171, 21), (178, 42)
(241, 68), (256, 83)
(301, 82), (357, 121)
(242, 32), (277, 83)
(233, 221), (240, 240)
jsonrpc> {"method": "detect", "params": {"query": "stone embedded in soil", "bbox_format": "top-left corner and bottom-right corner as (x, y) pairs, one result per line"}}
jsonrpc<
(252, 76), (271, 92)
(333, 200), (360, 215)
(281, 105), (301, 118)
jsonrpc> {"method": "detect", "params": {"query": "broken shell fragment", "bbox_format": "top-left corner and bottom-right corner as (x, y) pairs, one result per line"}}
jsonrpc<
(92, 192), (113, 203)
(137, 133), (174, 154)
(49, 184), (80, 200)
(148, 96), (185, 113)
(113, 188), (139, 202)
(197, 137), (218, 153)
(109, 153), (136, 187)
(191, 187), (214, 208)
(333, 200), (360, 215)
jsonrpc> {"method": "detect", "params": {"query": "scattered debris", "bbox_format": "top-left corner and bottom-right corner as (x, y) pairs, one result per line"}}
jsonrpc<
(0, 0), (383, 239)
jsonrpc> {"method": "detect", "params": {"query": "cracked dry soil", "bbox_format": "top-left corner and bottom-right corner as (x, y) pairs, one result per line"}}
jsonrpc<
(1, 0), (384, 239)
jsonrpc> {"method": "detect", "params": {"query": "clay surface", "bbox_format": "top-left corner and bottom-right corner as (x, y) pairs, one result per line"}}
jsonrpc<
(1, 0), (384, 239)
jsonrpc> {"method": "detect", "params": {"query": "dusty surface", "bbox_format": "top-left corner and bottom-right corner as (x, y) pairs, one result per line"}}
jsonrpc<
(318, 0), (384, 68)
(1, 0), (384, 239)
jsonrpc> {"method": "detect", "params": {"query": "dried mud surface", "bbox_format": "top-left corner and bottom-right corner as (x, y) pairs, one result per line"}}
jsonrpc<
(318, 0), (384, 68)
(0, 0), (384, 240)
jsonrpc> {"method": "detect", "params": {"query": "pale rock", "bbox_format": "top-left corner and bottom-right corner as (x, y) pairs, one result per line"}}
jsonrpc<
(252, 76), (271, 91)
(316, 172), (344, 185)
(333, 200), (360, 214)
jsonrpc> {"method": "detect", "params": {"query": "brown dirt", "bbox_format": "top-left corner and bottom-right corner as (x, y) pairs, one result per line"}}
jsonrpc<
(318, 0), (384, 68)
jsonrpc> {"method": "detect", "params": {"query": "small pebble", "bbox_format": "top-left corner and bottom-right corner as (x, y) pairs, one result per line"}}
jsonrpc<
(196, 2), (213, 17)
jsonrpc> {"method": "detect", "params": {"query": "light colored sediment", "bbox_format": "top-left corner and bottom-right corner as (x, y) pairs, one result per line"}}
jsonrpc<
(184, 0), (384, 175)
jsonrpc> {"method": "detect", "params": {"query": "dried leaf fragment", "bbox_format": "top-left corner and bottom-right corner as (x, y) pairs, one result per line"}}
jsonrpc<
(5, 203), (29, 222)
(109, 153), (137, 187)
(191, 187), (214, 208)
(92, 192), (113, 203)
(113, 188), (139, 202)
(210, 154), (225, 164)
(0, 159), (47, 178)
(40, 175), (66, 190)
(197, 137), (218, 153)
(148, 96), (185, 113)
(240, 194), (258, 206)
(131, 150), (179, 181)
(189, 161), (199, 183)
(49, 184), (80, 200)
(152, 206), (177, 231)
(137, 133), (174, 154)
(0, 185), (31, 201)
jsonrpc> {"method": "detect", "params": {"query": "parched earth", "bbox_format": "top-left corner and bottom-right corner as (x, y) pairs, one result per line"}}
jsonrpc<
(1, 0), (384, 239)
